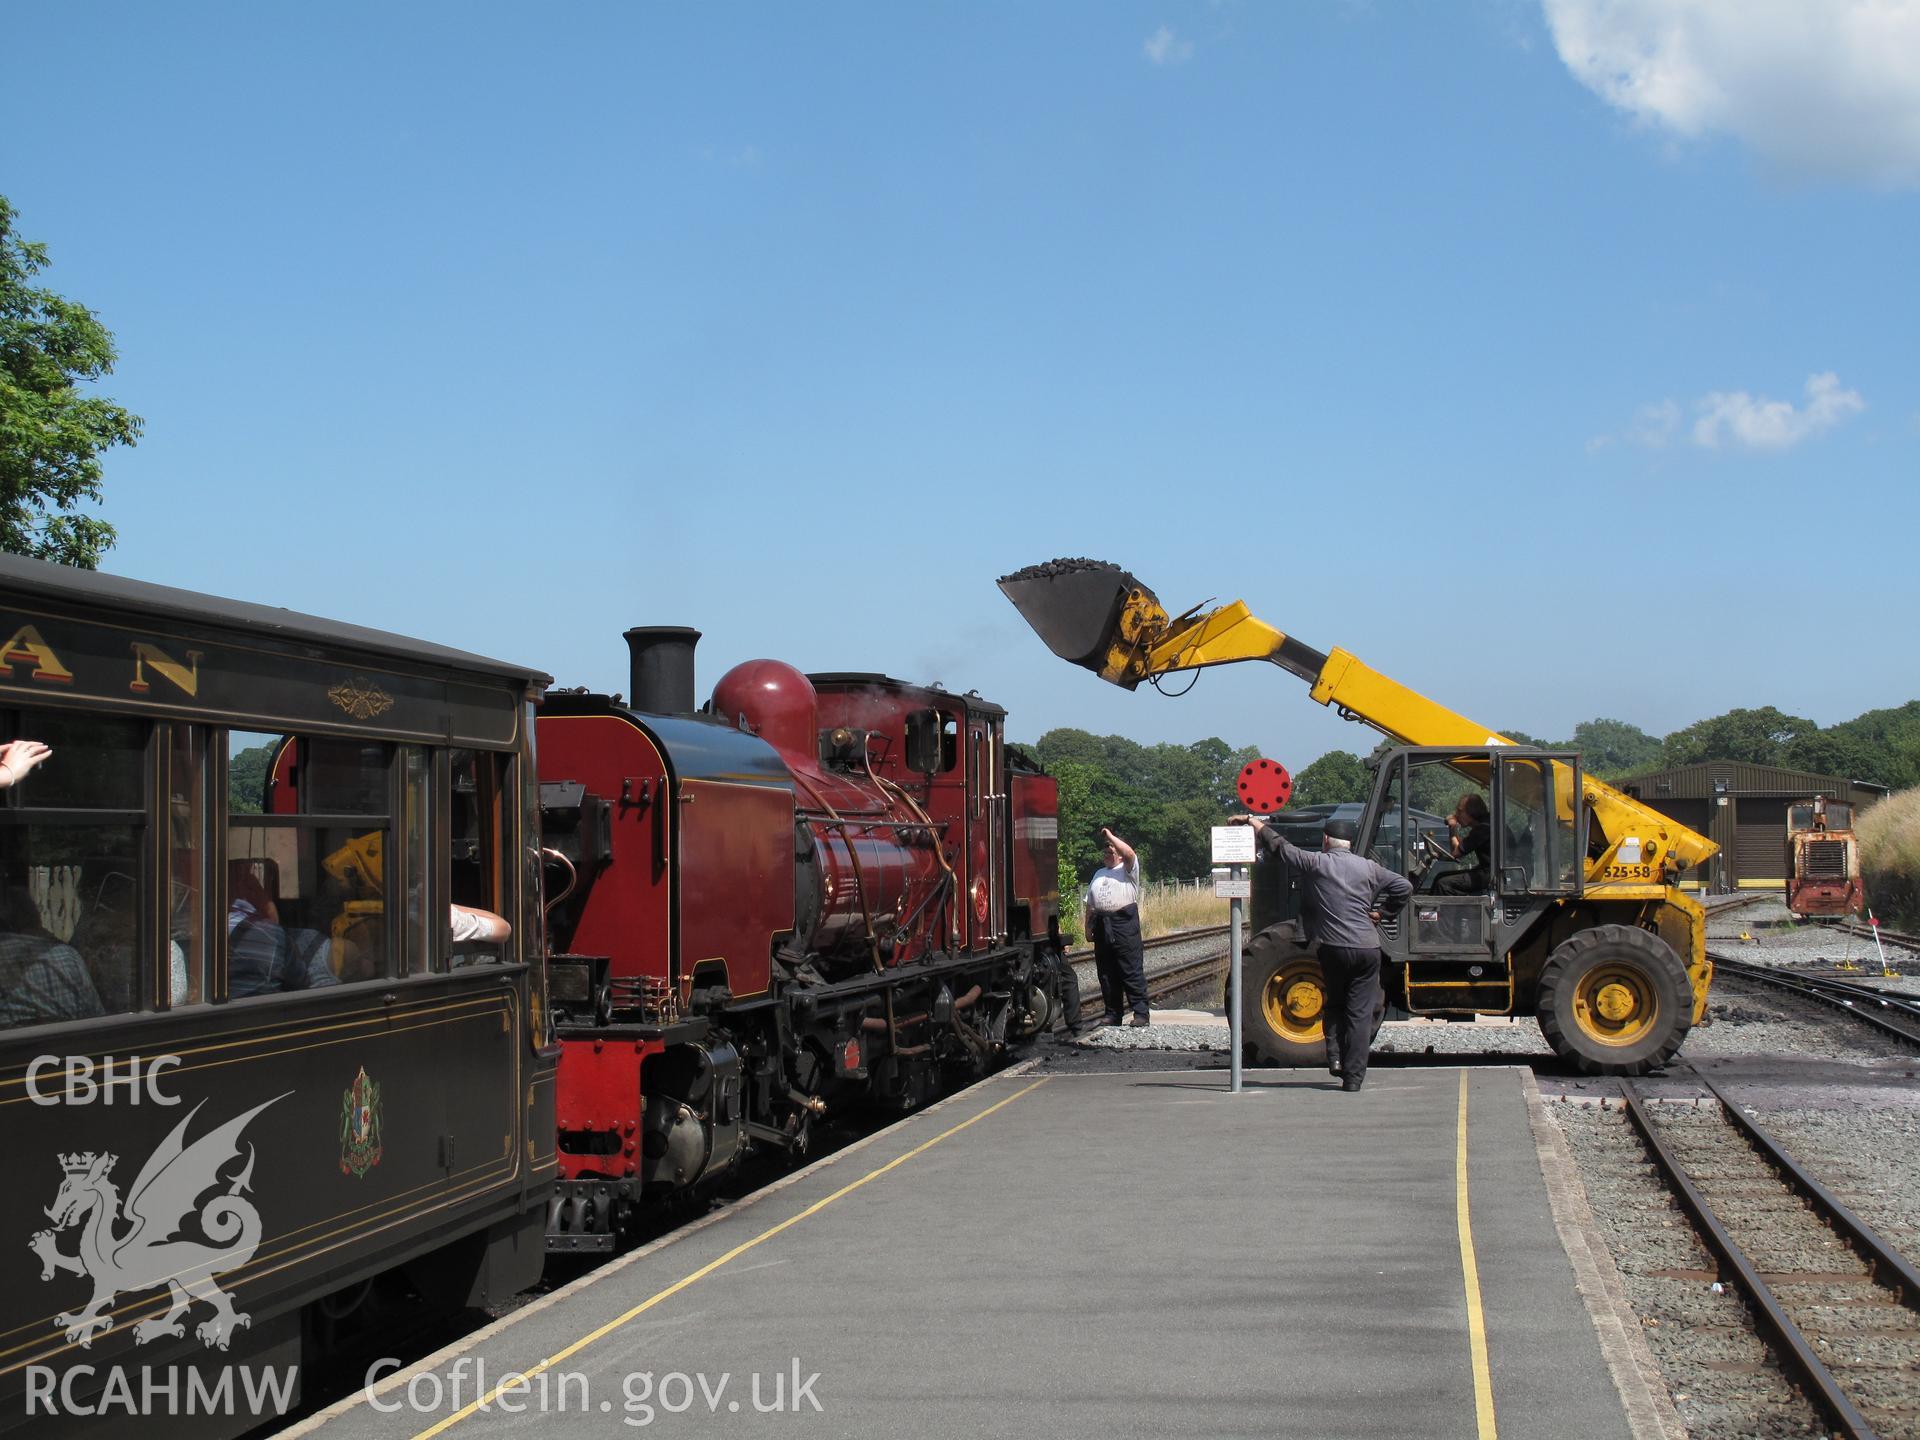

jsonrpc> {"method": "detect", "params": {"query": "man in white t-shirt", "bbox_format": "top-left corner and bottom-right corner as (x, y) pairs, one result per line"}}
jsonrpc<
(1082, 827), (1149, 1027)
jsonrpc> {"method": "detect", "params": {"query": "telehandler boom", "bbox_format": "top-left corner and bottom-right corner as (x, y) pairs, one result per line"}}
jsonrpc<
(999, 559), (1718, 1075)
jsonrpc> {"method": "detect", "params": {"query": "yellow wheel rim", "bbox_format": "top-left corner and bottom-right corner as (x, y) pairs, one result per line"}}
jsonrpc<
(1572, 964), (1658, 1047)
(1261, 960), (1325, 1043)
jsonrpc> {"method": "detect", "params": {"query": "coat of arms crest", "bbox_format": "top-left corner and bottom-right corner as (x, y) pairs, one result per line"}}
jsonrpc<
(339, 1066), (383, 1177)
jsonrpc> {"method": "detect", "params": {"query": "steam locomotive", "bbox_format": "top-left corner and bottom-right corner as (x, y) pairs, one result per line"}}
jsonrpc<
(537, 628), (1067, 1251)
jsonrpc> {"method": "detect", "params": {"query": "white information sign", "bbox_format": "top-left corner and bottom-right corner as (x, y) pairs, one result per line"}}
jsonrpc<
(1211, 825), (1256, 864)
(1215, 877), (1252, 899)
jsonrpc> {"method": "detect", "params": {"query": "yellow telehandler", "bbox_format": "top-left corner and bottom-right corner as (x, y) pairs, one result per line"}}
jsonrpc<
(998, 559), (1717, 1075)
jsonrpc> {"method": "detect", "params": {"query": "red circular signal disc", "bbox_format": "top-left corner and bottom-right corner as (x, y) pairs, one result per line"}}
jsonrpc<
(1236, 758), (1292, 813)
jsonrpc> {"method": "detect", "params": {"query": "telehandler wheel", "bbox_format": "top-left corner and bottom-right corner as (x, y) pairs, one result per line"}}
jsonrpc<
(1238, 929), (1329, 1067)
(1536, 924), (1691, 1076)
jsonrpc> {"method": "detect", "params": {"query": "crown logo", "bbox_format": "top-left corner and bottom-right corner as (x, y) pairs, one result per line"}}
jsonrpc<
(58, 1152), (97, 1175)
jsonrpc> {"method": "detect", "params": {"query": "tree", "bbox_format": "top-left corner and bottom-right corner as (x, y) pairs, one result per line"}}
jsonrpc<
(1661, 706), (1822, 769)
(228, 744), (272, 814)
(1821, 702), (1920, 790)
(0, 195), (141, 568)
(1291, 750), (1372, 806)
(1497, 728), (1553, 748)
(1569, 718), (1662, 779)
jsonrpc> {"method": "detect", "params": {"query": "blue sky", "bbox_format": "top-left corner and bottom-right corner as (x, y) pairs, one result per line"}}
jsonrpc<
(5, 1), (1917, 769)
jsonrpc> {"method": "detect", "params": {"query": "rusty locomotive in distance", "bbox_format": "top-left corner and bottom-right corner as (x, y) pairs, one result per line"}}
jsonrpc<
(1784, 794), (1866, 918)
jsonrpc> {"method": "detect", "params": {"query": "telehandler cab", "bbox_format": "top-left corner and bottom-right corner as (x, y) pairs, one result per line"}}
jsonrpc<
(998, 559), (1718, 1075)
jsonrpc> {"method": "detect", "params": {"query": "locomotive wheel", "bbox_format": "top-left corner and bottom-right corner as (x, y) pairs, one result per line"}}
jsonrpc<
(1012, 983), (1051, 1040)
(1238, 930), (1328, 1067)
(1536, 924), (1690, 1076)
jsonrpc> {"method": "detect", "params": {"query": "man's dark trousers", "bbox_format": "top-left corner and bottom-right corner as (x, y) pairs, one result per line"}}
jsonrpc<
(1319, 944), (1384, 1087)
(1090, 904), (1149, 1021)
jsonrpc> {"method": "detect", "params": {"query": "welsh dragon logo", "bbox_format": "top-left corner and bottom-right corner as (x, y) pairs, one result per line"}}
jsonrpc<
(29, 1095), (285, 1351)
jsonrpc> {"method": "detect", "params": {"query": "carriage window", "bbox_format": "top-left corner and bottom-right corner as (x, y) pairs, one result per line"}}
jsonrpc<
(0, 712), (146, 1028)
(226, 731), (392, 995)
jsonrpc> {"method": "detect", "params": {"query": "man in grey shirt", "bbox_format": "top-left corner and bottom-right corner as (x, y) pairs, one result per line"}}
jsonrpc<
(1238, 814), (1412, 1091)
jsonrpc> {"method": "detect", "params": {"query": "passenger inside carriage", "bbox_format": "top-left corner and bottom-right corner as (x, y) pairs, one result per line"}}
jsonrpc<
(0, 878), (103, 1027)
(227, 863), (339, 996)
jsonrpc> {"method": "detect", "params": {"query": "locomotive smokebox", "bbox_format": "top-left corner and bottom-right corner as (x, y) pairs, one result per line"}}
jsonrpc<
(624, 626), (702, 714)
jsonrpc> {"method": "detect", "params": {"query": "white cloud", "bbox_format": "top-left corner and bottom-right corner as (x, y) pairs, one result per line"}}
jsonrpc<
(1541, 0), (1920, 187)
(1692, 371), (1865, 450)
(1598, 373), (1865, 452)
(1143, 25), (1194, 65)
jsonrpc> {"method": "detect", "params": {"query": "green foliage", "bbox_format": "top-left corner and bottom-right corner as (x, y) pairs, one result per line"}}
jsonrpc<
(1860, 786), (1920, 927)
(1056, 851), (1082, 945)
(1567, 718), (1661, 779)
(1496, 728), (1552, 748)
(0, 195), (141, 569)
(228, 745), (271, 814)
(1809, 702), (1920, 790)
(1291, 750), (1371, 806)
(1660, 706), (1823, 770)
(1034, 729), (1258, 889)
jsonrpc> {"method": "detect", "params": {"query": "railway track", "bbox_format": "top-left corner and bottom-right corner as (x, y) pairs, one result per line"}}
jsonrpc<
(1709, 951), (1920, 1049)
(1065, 922), (1239, 1024)
(1618, 1072), (1920, 1439)
(1062, 922), (1232, 966)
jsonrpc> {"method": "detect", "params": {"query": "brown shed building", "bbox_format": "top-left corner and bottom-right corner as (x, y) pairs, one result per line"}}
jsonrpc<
(1614, 761), (1889, 892)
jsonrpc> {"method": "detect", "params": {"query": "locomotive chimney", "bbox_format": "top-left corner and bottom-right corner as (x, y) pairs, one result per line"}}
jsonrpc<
(623, 627), (702, 714)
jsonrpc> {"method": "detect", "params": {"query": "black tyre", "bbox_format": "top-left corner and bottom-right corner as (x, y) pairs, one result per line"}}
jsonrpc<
(1535, 923), (1691, 1076)
(1237, 928), (1329, 1067)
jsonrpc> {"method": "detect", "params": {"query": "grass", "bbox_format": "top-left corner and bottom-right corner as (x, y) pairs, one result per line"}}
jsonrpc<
(1059, 877), (1231, 945)
(1860, 786), (1920, 927)
(1139, 879), (1232, 939)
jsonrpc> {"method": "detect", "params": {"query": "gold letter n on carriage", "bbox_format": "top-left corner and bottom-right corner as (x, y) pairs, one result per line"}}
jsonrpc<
(128, 642), (203, 697)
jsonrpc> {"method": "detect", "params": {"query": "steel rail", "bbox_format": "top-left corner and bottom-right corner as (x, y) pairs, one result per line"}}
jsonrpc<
(1710, 951), (1920, 1048)
(1837, 919), (1920, 954)
(1617, 1081), (1880, 1440)
(1063, 921), (1232, 964)
(1694, 1073), (1920, 1309)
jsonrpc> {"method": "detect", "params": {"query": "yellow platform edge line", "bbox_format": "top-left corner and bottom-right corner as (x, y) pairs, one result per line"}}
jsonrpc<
(409, 1075), (1053, 1440)
(1458, 1070), (1498, 1439)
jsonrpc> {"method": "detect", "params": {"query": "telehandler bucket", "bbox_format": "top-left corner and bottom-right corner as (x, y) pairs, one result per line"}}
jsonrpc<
(995, 559), (1158, 675)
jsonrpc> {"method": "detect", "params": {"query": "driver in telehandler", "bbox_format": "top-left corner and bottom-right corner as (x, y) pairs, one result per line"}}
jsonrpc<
(1435, 793), (1492, 895)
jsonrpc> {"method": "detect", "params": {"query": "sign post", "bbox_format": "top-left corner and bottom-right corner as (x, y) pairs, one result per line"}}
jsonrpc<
(1211, 825), (1257, 1094)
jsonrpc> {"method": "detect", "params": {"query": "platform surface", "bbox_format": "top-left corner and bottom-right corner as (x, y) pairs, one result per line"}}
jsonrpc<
(293, 1065), (1631, 1440)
